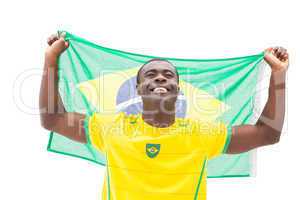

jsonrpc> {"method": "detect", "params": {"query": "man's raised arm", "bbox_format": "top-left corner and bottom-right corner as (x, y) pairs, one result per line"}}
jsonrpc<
(39, 33), (87, 143)
(226, 47), (288, 154)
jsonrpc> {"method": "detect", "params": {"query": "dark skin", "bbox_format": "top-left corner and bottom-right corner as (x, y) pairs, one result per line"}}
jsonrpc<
(40, 33), (288, 154)
(40, 33), (86, 143)
(136, 60), (180, 127)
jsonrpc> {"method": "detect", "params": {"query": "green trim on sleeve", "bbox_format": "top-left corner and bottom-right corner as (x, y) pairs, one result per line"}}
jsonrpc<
(222, 125), (232, 154)
(193, 158), (207, 200)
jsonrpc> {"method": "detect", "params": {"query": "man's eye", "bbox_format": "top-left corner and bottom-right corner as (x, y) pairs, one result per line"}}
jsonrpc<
(165, 73), (174, 78)
(145, 73), (155, 77)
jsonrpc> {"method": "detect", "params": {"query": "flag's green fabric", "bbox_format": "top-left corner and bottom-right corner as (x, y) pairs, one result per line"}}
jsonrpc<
(47, 31), (267, 178)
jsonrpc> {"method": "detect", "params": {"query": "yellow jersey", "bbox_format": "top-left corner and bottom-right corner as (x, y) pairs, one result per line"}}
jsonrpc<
(85, 112), (231, 200)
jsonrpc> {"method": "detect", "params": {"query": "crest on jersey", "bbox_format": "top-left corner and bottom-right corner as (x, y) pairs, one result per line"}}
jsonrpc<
(146, 143), (161, 158)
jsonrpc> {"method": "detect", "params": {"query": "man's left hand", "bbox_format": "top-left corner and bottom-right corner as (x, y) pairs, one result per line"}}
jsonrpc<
(264, 47), (289, 72)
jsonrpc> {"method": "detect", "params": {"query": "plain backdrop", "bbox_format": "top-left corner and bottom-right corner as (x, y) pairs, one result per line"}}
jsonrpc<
(0, 0), (299, 199)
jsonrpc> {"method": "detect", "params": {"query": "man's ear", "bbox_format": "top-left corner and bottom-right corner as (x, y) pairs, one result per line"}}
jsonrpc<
(136, 84), (141, 95)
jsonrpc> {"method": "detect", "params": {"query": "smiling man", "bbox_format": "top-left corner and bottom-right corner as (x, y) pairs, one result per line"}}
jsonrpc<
(40, 33), (288, 200)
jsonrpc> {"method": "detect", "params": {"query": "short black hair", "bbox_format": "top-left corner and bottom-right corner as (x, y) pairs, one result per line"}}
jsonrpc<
(136, 58), (179, 84)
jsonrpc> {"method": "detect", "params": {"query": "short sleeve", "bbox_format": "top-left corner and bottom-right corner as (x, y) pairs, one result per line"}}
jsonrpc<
(84, 113), (106, 154)
(199, 121), (232, 159)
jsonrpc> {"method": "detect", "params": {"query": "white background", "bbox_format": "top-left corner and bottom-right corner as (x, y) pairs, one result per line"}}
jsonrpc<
(0, 0), (299, 199)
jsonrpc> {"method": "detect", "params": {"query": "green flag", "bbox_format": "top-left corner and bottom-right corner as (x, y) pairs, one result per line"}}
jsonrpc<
(47, 31), (267, 178)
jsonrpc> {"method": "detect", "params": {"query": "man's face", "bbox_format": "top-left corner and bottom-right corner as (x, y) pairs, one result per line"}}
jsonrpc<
(136, 60), (179, 103)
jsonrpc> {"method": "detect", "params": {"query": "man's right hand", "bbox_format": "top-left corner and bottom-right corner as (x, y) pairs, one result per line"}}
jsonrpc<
(40, 32), (87, 144)
(45, 32), (69, 58)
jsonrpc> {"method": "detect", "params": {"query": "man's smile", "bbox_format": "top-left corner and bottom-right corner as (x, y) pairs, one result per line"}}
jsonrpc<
(149, 86), (171, 95)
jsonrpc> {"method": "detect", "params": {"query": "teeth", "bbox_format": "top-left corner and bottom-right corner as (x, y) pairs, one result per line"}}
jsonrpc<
(153, 87), (168, 94)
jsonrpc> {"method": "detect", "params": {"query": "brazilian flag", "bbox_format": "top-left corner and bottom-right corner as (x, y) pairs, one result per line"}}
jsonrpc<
(47, 31), (268, 178)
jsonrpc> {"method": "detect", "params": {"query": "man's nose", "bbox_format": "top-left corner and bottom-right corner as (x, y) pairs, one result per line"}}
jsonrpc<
(154, 74), (167, 83)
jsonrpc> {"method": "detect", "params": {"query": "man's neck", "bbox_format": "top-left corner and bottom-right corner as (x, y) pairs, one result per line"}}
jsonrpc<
(142, 101), (176, 128)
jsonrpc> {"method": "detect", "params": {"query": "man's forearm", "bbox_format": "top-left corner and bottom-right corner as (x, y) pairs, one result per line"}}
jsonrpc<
(39, 35), (87, 143)
(256, 70), (286, 143)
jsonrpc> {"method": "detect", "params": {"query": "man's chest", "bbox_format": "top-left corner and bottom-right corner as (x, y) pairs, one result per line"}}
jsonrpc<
(104, 125), (207, 172)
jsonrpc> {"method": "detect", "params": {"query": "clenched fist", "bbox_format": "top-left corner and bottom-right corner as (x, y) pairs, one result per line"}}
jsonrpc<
(45, 32), (69, 58)
(264, 47), (289, 73)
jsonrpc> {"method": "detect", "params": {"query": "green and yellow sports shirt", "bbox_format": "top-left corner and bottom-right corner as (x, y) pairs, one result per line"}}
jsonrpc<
(85, 112), (231, 200)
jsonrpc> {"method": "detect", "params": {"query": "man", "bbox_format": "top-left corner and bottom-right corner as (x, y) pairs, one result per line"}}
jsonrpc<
(40, 33), (288, 200)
